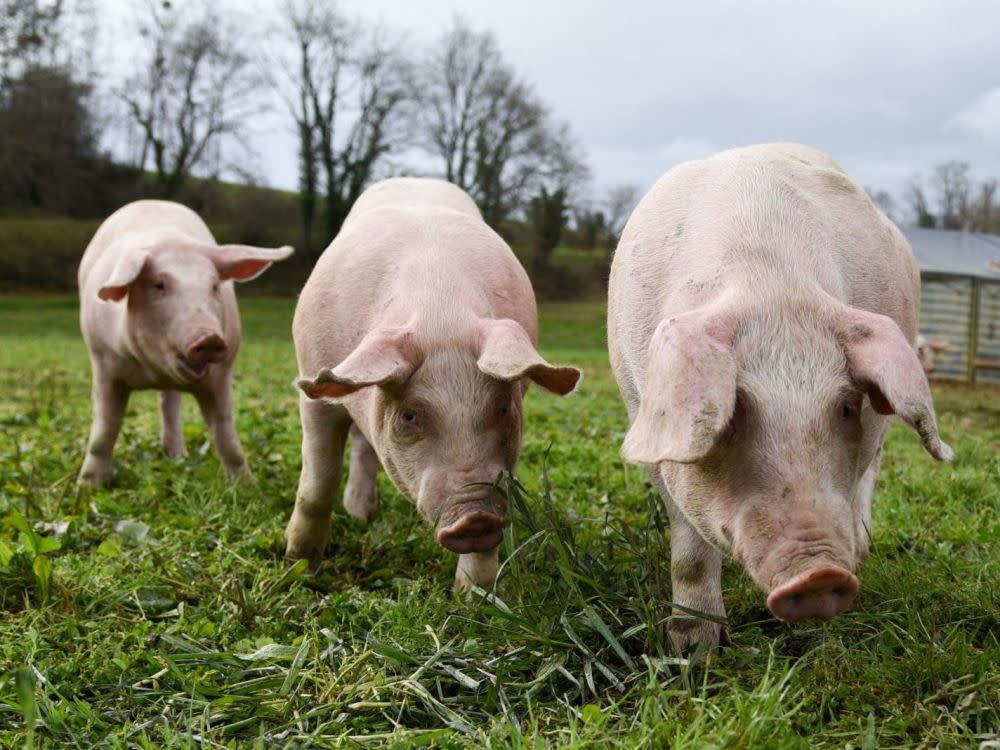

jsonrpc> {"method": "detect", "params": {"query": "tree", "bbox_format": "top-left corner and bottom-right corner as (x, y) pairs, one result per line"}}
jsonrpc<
(271, 0), (411, 250)
(603, 184), (641, 248)
(0, 1), (123, 215)
(0, 64), (97, 210)
(905, 180), (936, 228)
(420, 19), (589, 227)
(121, 2), (262, 198)
(866, 187), (897, 223)
(574, 206), (606, 249)
(932, 161), (970, 231)
(530, 186), (567, 274)
(0, 0), (64, 84)
(965, 179), (999, 234)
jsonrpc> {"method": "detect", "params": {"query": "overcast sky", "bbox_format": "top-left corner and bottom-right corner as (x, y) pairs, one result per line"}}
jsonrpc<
(107, 0), (1000, 208)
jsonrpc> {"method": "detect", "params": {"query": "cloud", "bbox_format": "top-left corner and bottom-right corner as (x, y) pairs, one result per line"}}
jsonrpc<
(656, 137), (718, 168)
(948, 88), (1000, 144)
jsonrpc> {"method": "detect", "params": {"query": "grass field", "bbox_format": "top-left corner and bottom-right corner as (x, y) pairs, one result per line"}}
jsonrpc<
(0, 295), (997, 748)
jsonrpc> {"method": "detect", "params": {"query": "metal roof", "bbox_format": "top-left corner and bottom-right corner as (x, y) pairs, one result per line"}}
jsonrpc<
(901, 226), (1000, 280)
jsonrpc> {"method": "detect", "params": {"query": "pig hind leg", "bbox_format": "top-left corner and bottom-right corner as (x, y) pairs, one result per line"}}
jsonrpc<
(159, 390), (187, 457)
(342, 423), (379, 522)
(650, 469), (728, 656)
(79, 361), (130, 487)
(285, 397), (351, 570)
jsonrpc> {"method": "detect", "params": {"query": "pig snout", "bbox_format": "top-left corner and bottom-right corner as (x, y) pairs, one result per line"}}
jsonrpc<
(434, 489), (508, 554)
(178, 332), (228, 378)
(732, 504), (859, 623)
(766, 566), (859, 622)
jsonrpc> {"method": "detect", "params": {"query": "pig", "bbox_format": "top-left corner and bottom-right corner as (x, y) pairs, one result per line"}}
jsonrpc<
(608, 143), (952, 653)
(916, 334), (950, 374)
(285, 177), (581, 590)
(77, 199), (293, 487)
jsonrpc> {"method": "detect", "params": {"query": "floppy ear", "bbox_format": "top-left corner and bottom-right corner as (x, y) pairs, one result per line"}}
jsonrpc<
(202, 244), (294, 282)
(98, 251), (150, 301)
(837, 309), (953, 461)
(298, 328), (417, 400)
(622, 309), (737, 464)
(477, 318), (581, 395)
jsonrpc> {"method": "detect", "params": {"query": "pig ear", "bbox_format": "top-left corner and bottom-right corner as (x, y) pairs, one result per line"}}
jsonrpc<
(298, 328), (417, 399)
(98, 251), (149, 301)
(837, 309), (953, 461)
(476, 319), (582, 395)
(622, 310), (737, 464)
(203, 244), (295, 282)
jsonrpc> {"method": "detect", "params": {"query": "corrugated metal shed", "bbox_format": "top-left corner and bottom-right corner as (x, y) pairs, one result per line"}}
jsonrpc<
(901, 227), (1000, 385)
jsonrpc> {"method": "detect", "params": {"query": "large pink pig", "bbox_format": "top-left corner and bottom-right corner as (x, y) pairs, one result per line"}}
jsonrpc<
(608, 144), (952, 652)
(78, 200), (293, 486)
(286, 177), (581, 590)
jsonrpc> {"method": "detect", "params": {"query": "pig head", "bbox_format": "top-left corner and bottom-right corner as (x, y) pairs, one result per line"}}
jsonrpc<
(95, 237), (292, 384)
(298, 317), (580, 556)
(78, 201), (293, 488)
(622, 296), (951, 624)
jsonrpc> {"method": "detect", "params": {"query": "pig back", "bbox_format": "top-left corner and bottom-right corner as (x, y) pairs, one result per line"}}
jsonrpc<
(611, 144), (921, 347)
(78, 200), (215, 290)
(294, 190), (535, 379)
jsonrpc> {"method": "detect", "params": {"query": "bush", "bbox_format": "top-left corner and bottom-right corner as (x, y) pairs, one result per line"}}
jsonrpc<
(0, 217), (99, 290)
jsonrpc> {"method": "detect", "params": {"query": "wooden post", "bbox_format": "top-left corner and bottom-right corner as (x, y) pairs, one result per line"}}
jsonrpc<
(966, 278), (981, 386)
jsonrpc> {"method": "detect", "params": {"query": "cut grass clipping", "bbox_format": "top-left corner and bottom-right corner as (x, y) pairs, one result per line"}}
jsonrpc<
(0, 296), (998, 748)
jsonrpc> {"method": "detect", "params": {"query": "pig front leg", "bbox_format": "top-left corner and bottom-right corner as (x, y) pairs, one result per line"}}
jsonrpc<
(79, 366), (130, 487)
(342, 423), (379, 522)
(196, 376), (252, 483)
(285, 397), (351, 570)
(650, 469), (727, 656)
(853, 444), (883, 568)
(159, 390), (187, 457)
(454, 548), (500, 592)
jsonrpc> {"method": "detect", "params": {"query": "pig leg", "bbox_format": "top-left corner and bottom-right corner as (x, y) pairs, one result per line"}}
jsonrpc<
(650, 469), (727, 655)
(285, 397), (351, 569)
(195, 375), (252, 482)
(853, 445), (882, 568)
(454, 548), (500, 592)
(79, 365), (130, 487)
(159, 390), (187, 457)
(342, 423), (379, 522)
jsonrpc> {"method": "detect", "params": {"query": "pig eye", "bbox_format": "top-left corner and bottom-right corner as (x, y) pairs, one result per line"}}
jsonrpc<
(400, 410), (420, 427)
(212, 282), (219, 293)
(841, 403), (857, 420)
(153, 280), (166, 292)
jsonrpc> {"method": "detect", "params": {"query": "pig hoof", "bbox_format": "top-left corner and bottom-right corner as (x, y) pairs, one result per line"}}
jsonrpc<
(767, 566), (859, 622)
(668, 617), (724, 659)
(343, 485), (378, 522)
(226, 463), (256, 484)
(162, 441), (187, 458)
(283, 538), (327, 572)
(78, 463), (112, 488)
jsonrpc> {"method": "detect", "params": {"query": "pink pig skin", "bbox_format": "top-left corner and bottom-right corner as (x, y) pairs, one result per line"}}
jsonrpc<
(77, 199), (293, 487)
(287, 177), (581, 591)
(608, 143), (951, 653)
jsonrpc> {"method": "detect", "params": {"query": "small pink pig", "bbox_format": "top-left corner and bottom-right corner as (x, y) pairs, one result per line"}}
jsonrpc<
(286, 177), (581, 590)
(77, 199), (293, 486)
(608, 144), (952, 652)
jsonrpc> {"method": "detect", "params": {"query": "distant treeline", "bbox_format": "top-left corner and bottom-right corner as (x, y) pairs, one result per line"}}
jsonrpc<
(0, 0), (638, 294)
(2, 1), (998, 298)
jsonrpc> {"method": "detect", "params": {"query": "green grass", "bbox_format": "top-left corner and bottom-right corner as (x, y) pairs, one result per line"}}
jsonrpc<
(0, 295), (997, 748)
